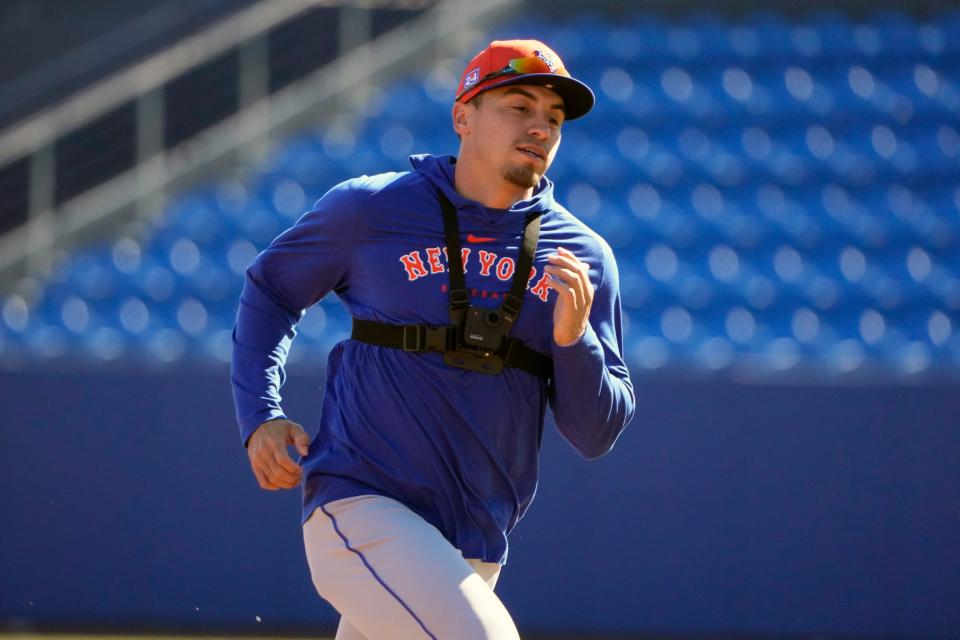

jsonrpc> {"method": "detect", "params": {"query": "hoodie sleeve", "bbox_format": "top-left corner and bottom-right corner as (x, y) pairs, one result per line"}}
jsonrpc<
(548, 239), (636, 459)
(230, 181), (357, 446)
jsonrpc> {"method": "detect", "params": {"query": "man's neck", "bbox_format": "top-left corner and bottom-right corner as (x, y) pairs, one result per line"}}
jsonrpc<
(453, 156), (533, 210)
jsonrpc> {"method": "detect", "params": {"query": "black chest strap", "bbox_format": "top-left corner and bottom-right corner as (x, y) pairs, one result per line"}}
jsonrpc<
(441, 189), (540, 332)
(351, 319), (553, 379)
(350, 190), (553, 380)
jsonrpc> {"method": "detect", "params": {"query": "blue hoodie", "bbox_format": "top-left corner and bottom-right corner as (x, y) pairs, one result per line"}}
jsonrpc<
(231, 154), (635, 564)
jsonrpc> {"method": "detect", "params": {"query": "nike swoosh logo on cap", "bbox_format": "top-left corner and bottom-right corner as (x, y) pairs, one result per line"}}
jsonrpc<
(466, 234), (496, 243)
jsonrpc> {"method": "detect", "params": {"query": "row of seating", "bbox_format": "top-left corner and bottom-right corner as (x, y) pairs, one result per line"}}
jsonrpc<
(2, 285), (954, 375)
(1, 10), (957, 379)
(503, 10), (960, 63)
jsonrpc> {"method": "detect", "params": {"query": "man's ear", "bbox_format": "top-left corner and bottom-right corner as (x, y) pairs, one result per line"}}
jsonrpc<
(452, 101), (471, 137)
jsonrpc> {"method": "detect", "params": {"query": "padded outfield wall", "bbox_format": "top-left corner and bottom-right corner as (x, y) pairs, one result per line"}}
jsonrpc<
(1, 367), (957, 638)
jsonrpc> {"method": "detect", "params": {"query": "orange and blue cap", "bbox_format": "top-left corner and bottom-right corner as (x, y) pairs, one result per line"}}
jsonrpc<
(455, 39), (595, 120)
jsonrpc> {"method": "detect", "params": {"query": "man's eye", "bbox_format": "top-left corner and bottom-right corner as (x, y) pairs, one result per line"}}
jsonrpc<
(512, 105), (527, 112)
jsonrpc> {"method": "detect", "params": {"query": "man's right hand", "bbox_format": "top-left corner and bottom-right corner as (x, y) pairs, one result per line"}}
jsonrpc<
(246, 419), (311, 490)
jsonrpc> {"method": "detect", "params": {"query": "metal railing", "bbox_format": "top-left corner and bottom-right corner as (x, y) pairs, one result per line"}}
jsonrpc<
(0, 0), (516, 288)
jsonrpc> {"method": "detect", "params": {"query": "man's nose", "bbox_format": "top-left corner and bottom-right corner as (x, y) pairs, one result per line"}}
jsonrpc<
(528, 119), (550, 140)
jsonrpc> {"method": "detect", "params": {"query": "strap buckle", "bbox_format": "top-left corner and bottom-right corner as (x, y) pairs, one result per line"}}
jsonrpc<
(424, 326), (453, 352)
(402, 325), (424, 351)
(501, 294), (523, 323)
(403, 325), (453, 352)
(449, 288), (470, 308)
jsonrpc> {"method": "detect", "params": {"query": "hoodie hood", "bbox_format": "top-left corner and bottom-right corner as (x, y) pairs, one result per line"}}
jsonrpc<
(409, 154), (556, 227)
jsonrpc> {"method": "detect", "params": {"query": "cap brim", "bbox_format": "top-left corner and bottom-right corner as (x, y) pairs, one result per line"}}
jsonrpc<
(473, 74), (596, 121)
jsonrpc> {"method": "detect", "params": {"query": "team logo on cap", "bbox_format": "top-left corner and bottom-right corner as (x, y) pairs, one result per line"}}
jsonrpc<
(533, 49), (559, 72)
(463, 67), (481, 90)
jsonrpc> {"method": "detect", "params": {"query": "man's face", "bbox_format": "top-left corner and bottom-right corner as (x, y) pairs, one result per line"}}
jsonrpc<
(456, 84), (565, 191)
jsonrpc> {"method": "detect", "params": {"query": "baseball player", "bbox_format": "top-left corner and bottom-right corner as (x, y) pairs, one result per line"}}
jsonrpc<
(231, 39), (635, 639)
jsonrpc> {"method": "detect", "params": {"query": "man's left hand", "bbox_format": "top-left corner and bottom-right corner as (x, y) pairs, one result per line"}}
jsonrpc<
(544, 246), (594, 346)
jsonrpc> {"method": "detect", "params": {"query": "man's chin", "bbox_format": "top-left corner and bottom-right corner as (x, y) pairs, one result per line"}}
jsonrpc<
(501, 163), (541, 190)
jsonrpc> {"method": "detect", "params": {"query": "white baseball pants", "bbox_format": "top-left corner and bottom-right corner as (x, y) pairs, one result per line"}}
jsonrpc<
(302, 494), (521, 640)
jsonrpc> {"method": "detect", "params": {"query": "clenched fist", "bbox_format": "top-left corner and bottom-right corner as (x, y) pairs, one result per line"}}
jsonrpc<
(247, 418), (310, 490)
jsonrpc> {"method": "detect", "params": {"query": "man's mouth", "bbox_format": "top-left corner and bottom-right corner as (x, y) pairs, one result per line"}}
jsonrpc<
(516, 145), (546, 161)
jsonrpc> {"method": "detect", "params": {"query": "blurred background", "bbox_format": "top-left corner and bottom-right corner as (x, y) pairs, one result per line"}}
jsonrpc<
(1, 0), (959, 638)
